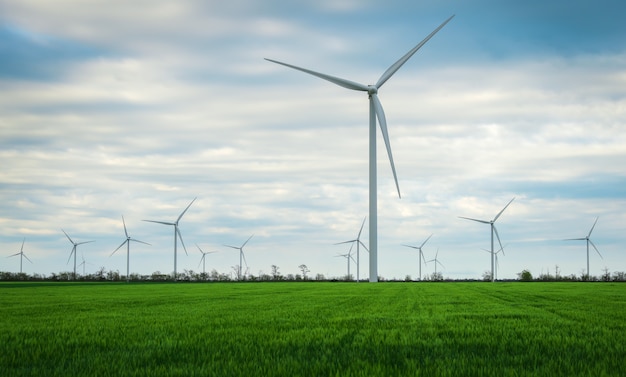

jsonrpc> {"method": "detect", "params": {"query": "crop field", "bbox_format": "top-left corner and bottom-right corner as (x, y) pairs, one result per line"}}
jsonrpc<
(1, 282), (625, 377)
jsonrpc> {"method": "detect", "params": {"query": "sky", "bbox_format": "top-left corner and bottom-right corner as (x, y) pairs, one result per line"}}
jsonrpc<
(1, 0), (625, 280)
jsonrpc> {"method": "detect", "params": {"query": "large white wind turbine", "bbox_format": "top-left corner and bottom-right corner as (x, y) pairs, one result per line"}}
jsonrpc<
(224, 235), (253, 280)
(402, 233), (433, 281)
(62, 229), (95, 280)
(266, 16), (454, 282)
(111, 216), (150, 282)
(334, 217), (368, 282)
(8, 238), (32, 274)
(564, 217), (602, 278)
(143, 197), (196, 280)
(459, 197), (515, 282)
(196, 244), (217, 276)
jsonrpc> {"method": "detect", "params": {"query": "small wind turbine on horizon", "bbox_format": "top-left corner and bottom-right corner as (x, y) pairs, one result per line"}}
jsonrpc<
(459, 197), (515, 282)
(62, 229), (95, 280)
(78, 253), (93, 276)
(8, 238), (32, 274)
(143, 197), (196, 280)
(111, 216), (150, 282)
(482, 244), (505, 280)
(564, 217), (602, 278)
(426, 249), (444, 276)
(335, 247), (356, 280)
(403, 233), (433, 281)
(265, 15), (454, 282)
(334, 217), (368, 282)
(224, 235), (253, 280)
(196, 244), (217, 276)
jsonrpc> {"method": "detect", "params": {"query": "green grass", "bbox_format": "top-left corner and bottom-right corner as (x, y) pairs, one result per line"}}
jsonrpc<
(1, 282), (625, 376)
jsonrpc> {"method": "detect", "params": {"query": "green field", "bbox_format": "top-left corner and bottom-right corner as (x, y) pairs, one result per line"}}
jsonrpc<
(1, 282), (624, 376)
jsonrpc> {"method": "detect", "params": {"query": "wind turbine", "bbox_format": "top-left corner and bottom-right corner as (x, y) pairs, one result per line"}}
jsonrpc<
(266, 16), (454, 282)
(402, 233), (433, 281)
(564, 217), (602, 278)
(111, 216), (151, 282)
(196, 244), (217, 276)
(334, 217), (368, 282)
(459, 197), (515, 282)
(8, 238), (32, 274)
(426, 249), (444, 276)
(143, 197), (196, 280)
(78, 253), (93, 276)
(482, 244), (505, 280)
(62, 229), (95, 280)
(224, 235), (253, 280)
(335, 246), (356, 280)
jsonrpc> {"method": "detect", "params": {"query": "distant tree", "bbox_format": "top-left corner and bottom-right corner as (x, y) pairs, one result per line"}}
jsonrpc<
(298, 264), (310, 280)
(612, 271), (626, 281)
(518, 269), (533, 282)
(601, 267), (611, 282)
(482, 271), (493, 282)
(555, 265), (561, 280)
(430, 272), (443, 281)
(315, 273), (325, 281)
(286, 273), (295, 281)
(271, 265), (281, 280)
(405, 275), (412, 282)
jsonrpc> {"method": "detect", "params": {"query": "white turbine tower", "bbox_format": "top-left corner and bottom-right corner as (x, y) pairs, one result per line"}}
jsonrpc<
(564, 217), (602, 278)
(111, 216), (150, 282)
(482, 245), (505, 280)
(459, 197), (515, 282)
(266, 16), (454, 282)
(334, 217), (368, 282)
(402, 233), (433, 281)
(196, 244), (217, 276)
(8, 238), (32, 274)
(224, 235), (253, 280)
(62, 229), (95, 280)
(143, 197), (196, 280)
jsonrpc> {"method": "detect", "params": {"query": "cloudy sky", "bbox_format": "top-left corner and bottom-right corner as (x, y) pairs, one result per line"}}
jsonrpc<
(1, 0), (625, 280)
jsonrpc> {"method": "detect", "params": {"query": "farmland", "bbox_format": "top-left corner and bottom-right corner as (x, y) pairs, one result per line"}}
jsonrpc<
(1, 282), (624, 376)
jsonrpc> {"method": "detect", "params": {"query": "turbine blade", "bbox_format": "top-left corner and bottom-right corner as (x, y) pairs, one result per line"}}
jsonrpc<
(111, 240), (128, 256)
(420, 233), (434, 248)
(122, 216), (129, 238)
(62, 229), (74, 244)
(130, 238), (151, 246)
(458, 216), (490, 224)
(196, 244), (204, 253)
(23, 254), (33, 264)
(564, 238), (586, 241)
(402, 244), (419, 250)
(494, 197), (515, 222)
(493, 226), (504, 255)
(76, 240), (95, 245)
(588, 217), (599, 238)
(67, 246), (76, 264)
(334, 240), (357, 245)
(21, 238), (25, 252)
(177, 228), (188, 255)
(224, 245), (240, 250)
(177, 197), (197, 223)
(357, 216), (367, 239)
(143, 220), (175, 226)
(8, 252), (20, 257)
(371, 93), (401, 198)
(241, 252), (248, 268)
(358, 240), (369, 252)
(589, 239), (602, 259)
(375, 15), (455, 88)
(264, 58), (369, 92)
(241, 234), (254, 248)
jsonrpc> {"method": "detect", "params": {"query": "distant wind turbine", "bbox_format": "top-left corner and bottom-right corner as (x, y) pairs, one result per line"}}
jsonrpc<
(196, 244), (217, 276)
(8, 238), (32, 274)
(334, 217), (368, 282)
(111, 216), (150, 282)
(62, 229), (95, 280)
(482, 244), (505, 280)
(564, 217), (602, 278)
(459, 197), (515, 282)
(224, 235), (253, 280)
(403, 233), (433, 281)
(426, 249), (444, 276)
(78, 253), (93, 276)
(143, 197), (196, 280)
(266, 15), (454, 282)
(335, 247), (356, 280)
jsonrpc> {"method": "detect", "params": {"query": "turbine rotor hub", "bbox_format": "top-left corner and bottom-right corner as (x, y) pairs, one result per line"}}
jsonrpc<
(367, 86), (378, 95)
